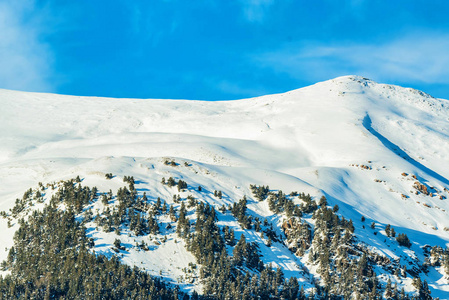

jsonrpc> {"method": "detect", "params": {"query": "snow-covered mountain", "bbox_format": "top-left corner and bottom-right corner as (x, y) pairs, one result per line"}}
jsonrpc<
(1, 75), (448, 298)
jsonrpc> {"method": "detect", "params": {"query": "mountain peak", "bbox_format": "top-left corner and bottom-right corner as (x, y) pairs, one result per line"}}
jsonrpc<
(1, 77), (449, 298)
(332, 74), (373, 83)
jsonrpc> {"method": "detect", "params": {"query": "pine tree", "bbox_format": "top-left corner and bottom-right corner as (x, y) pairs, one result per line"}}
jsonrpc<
(385, 278), (393, 298)
(396, 233), (411, 248)
(167, 177), (176, 187)
(385, 224), (391, 237)
(233, 235), (246, 266)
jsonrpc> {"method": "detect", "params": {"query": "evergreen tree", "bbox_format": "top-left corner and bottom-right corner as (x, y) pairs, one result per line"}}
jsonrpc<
(396, 233), (411, 248)
(385, 224), (391, 237)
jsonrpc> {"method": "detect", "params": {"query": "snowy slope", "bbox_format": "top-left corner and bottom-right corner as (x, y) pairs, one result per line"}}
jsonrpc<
(1, 75), (449, 297)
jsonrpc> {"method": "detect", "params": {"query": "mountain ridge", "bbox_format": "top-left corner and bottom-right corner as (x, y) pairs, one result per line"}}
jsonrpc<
(1, 76), (449, 298)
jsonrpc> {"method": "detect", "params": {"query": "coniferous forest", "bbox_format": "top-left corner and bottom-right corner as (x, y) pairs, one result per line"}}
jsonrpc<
(0, 175), (441, 299)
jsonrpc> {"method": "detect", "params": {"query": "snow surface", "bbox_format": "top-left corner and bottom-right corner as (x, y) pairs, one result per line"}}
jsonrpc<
(1, 75), (449, 297)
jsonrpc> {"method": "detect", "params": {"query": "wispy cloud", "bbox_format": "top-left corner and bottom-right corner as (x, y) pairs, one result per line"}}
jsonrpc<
(254, 34), (449, 85)
(0, 1), (53, 92)
(127, 2), (180, 48)
(239, 0), (274, 23)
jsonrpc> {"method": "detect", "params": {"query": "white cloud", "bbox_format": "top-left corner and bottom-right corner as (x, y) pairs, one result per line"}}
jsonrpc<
(254, 34), (449, 85)
(239, 0), (274, 23)
(0, 1), (53, 92)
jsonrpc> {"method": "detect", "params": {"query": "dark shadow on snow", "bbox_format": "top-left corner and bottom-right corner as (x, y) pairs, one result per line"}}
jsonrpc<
(363, 114), (449, 186)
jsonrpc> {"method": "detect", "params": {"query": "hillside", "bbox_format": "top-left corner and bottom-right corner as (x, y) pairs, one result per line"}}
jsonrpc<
(0, 75), (448, 298)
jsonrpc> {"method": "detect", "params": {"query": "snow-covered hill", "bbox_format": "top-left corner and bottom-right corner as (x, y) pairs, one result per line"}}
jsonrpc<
(1, 75), (448, 298)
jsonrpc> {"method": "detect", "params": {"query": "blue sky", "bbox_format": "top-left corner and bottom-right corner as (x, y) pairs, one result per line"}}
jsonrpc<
(1, 0), (449, 100)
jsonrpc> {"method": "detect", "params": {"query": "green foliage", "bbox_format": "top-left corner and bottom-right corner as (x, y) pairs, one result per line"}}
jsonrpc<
(0, 203), (178, 299)
(184, 199), (298, 299)
(385, 224), (391, 237)
(231, 196), (251, 229)
(412, 278), (432, 300)
(167, 177), (176, 187)
(164, 159), (177, 166)
(250, 184), (269, 201)
(298, 193), (318, 214)
(223, 226), (235, 246)
(319, 196), (327, 207)
(123, 175), (135, 185)
(232, 234), (263, 270)
(396, 233), (412, 248)
(177, 180), (187, 192)
(0, 177), (428, 300)
(176, 202), (190, 237)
